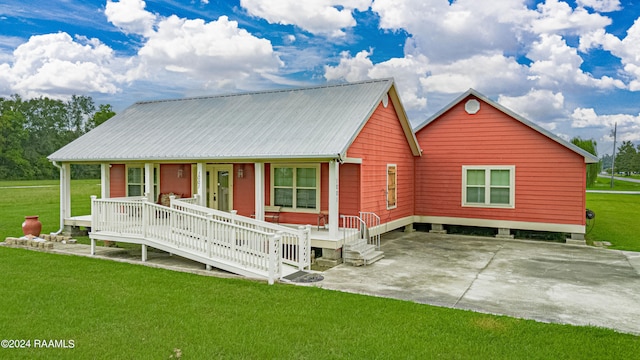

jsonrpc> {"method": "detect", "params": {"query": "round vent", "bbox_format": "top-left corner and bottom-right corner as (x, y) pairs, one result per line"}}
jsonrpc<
(465, 99), (480, 114)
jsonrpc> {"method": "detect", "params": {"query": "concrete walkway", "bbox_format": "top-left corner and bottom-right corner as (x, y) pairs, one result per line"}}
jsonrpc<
(316, 231), (640, 335)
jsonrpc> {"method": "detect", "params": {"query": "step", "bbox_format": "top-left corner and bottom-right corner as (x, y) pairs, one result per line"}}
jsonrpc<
(344, 250), (384, 266)
(343, 245), (375, 259)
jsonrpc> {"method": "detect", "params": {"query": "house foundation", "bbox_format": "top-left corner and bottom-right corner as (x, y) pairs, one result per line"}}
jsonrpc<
(316, 248), (343, 267)
(429, 224), (447, 234)
(496, 228), (514, 239)
(566, 233), (586, 246)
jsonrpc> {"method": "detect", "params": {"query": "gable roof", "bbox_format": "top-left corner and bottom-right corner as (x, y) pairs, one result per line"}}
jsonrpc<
(49, 78), (421, 163)
(414, 89), (599, 164)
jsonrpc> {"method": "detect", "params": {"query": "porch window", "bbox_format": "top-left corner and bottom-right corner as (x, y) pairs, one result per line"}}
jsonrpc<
(387, 164), (397, 209)
(462, 166), (515, 208)
(127, 165), (159, 198)
(272, 165), (319, 211)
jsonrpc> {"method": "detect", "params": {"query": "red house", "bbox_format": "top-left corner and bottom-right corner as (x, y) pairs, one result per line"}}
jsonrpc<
(414, 89), (598, 241)
(48, 80), (596, 281)
(49, 79), (421, 277)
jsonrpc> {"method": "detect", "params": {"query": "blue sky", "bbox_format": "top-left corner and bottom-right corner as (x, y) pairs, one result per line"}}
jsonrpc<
(1, 0), (639, 156)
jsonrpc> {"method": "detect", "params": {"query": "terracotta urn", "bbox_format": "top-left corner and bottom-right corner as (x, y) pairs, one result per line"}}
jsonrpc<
(22, 216), (42, 237)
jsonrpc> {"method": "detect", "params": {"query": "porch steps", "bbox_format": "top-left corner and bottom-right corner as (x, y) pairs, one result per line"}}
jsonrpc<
(343, 238), (384, 266)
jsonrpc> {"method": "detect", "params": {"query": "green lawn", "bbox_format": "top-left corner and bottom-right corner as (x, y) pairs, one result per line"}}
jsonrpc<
(586, 193), (640, 251)
(1, 180), (639, 357)
(0, 247), (637, 359)
(589, 175), (640, 191)
(0, 179), (99, 239)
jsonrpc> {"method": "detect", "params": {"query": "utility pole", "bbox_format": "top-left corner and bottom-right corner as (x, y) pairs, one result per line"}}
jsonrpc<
(610, 122), (617, 188)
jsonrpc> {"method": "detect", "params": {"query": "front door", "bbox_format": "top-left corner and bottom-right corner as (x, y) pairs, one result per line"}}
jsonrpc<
(206, 165), (233, 211)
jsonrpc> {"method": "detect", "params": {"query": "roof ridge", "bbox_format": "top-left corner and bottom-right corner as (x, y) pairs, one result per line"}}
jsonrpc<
(135, 78), (395, 105)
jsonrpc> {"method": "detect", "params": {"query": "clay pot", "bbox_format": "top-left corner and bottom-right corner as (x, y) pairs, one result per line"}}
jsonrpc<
(22, 216), (42, 237)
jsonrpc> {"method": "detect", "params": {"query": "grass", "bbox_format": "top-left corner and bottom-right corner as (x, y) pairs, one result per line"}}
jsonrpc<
(0, 247), (638, 359)
(586, 193), (640, 251)
(0, 179), (639, 357)
(0, 179), (99, 238)
(589, 176), (640, 191)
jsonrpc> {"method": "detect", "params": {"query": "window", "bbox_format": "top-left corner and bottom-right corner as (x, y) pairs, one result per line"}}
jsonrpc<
(127, 165), (158, 198)
(272, 165), (319, 211)
(387, 164), (397, 209)
(462, 166), (515, 208)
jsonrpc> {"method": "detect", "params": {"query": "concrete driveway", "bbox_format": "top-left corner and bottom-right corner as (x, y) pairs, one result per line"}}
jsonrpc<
(317, 231), (640, 335)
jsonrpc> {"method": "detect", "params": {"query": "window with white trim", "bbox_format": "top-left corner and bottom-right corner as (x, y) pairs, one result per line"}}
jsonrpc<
(127, 165), (158, 198)
(462, 166), (515, 208)
(271, 165), (319, 211)
(387, 164), (397, 209)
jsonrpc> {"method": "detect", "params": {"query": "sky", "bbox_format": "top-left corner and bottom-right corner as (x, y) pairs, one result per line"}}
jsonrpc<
(1, 0), (639, 157)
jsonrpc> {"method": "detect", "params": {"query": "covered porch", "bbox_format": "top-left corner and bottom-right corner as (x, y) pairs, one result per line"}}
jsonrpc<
(58, 159), (356, 251)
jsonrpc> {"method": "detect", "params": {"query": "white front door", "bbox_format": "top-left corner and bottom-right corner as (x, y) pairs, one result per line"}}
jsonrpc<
(206, 165), (233, 211)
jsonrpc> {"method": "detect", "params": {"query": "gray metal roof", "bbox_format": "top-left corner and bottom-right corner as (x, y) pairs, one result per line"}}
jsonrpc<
(414, 89), (599, 164)
(49, 79), (417, 162)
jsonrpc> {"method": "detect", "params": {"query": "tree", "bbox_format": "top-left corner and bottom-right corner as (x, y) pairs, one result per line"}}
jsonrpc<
(616, 141), (637, 175)
(600, 154), (613, 173)
(0, 94), (116, 180)
(571, 137), (599, 187)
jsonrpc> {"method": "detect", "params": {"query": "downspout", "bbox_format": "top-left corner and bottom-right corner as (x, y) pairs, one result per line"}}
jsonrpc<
(51, 161), (64, 235)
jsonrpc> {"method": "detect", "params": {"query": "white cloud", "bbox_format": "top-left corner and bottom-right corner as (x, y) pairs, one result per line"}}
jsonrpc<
(0, 33), (124, 99)
(530, 0), (612, 36)
(420, 53), (529, 94)
(576, 0), (621, 12)
(498, 89), (566, 123)
(571, 107), (640, 128)
(324, 50), (430, 109)
(241, 0), (371, 37)
(105, 0), (157, 37)
(527, 33), (625, 89)
(581, 18), (640, 90)
(373, 0), (532, 62)
(134, 15), (283, 87)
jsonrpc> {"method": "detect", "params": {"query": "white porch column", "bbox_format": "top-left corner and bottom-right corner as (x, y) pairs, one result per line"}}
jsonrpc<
(144, 163), (154, 202)
(254, 162), (265, 221)
(60, 162), (71, 231)
(197, 162), (206, 207)
(100, 163), (110, 199)
(328, 159), (340, 239)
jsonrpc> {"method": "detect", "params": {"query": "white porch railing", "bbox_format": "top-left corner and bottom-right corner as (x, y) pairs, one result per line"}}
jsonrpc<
(341, 215), (366, 245)
(341, 213), (380, 249)
(90, 196), (285, 284)
(170, 197), (311, 270)
(359, 211), (381, 250)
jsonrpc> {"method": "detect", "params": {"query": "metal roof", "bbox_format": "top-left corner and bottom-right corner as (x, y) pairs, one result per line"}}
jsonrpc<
(49, 78), (419, 162)
(414, 89), (599, 164)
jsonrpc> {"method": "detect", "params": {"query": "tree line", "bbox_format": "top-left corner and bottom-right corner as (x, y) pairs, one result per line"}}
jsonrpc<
(0, 95), (115, 180)
(602, 140), (640, 176)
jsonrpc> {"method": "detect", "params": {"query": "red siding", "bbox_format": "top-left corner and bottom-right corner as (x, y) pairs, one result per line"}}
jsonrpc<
(339, 163), (361, 216)
(414, 96), (586, 226)
(346, 98), (416, 222)
(234, 164), (255, 217)
(109, 164), (126, 198)
(159, 164), (192, 197)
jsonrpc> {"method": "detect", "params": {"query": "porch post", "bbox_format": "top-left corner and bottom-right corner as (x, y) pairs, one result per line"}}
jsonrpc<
(254, 162), (265, 221)
(144, 163), (154, 202)
(100, 163), (110, 199)
(197, 162), (206, 207)
(328, 159), (340, 239)
(60, 162), (71, 231)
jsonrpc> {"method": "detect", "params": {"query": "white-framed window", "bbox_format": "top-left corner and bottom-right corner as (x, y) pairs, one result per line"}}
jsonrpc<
(462, 166), (515, 208)
(126, 165), (159, 198)
(271, 164), (320, 211)
(387, 164), (397, 209)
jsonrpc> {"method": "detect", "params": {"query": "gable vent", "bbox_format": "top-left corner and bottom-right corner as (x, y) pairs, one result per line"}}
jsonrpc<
(465, 99), (480, 114)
